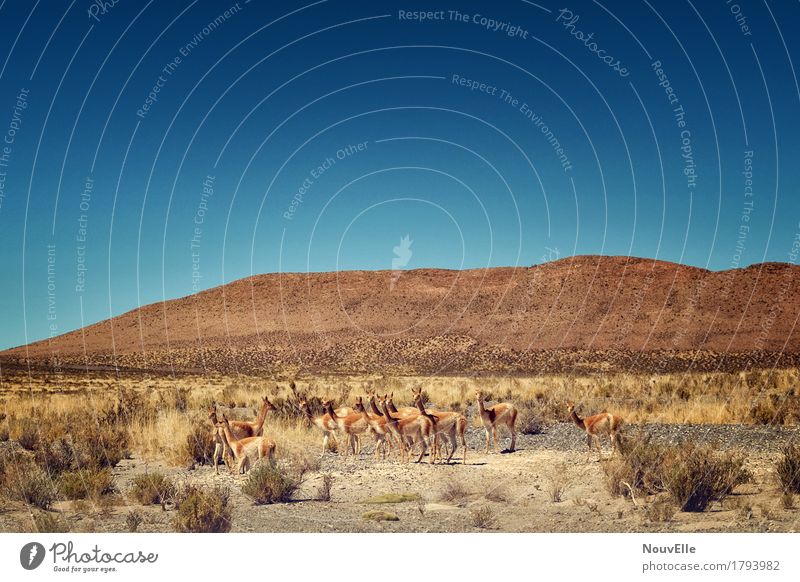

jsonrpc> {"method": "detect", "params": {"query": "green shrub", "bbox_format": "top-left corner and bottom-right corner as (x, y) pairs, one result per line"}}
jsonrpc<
(361, 510), (399, 522)
(129, 472), (176, 506)
(776, 444), (800, 494)
(173, 485), (232, 533)
(242, 463), (301, 505)
(57, 468), (114, 500)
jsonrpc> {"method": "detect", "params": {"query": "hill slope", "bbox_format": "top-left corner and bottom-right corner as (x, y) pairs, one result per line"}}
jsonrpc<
(3, 256), (799, 375)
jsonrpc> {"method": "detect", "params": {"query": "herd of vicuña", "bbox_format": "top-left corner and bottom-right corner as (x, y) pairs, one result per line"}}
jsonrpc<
(206, 382), (624, 474)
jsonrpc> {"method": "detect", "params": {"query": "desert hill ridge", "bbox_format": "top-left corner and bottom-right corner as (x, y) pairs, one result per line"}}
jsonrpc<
(2, 255), (799, 375)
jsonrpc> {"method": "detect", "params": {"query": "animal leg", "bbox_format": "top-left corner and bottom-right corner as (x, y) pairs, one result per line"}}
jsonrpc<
(485, 428), (491, 453)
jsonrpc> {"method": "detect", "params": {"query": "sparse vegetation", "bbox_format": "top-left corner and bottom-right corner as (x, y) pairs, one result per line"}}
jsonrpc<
(9, 468), (58, 509)
(776, 444), (800, 494)
(317, 473), (335, 501)
(439, 479), (470, 502)
(129, 472), (176, 506)
(361, 510), (399, 521)
(605, 435), (752, 512)
(241, 462), (302, 505)
(516, 400), (545, 435)
(57, 468), (114, 500)
(364, 492), (418, 504)
(125, 510), (144, 532)
(33, 511), (70, 533)
(645, 496), (677, 522)
(173, 484), (232, 533)
(469, 504), (497, 529)
(546, 473), (567, 503)
(662, 442), (751, 512)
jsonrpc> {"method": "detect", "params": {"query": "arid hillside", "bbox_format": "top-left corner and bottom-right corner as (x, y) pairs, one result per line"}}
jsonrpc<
(2, 256), (799, 374)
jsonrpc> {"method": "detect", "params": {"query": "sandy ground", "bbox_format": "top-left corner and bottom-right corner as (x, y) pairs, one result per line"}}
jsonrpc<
(2, 423), (797, 533)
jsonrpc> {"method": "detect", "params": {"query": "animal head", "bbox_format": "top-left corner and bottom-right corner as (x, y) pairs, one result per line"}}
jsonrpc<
(354, 397), (365, 413)
(475, 390), (484, 401)
(262, 396), (277, 412)
(567, 401), (576, 413)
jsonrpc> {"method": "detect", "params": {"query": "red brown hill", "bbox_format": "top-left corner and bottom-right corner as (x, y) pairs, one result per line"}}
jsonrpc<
(2, 256), (799, 375)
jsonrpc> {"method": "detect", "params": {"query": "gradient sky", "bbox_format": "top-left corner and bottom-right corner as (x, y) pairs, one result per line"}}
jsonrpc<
(0, 0), (798, 350)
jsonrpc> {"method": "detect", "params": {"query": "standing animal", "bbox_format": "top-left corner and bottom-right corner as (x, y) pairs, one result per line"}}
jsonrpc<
(353, 397), (392, 459)
(323, 400), (370, 457)
(297, 397), (341, 455)
(216, 414), (276, 474)
(475, 391), (518, 453)
(207, 396), (275, 473)
(411, 388), (467, 464)
(567, 401), (623, 458)
(378, 394), (433, 463)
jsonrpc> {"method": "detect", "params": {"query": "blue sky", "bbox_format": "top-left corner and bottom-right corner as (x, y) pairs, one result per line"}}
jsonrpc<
(0, 0), (798, 350)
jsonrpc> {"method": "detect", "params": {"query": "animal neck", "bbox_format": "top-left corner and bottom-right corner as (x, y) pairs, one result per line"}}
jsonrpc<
(388, 400), (399, 413)
(221, 423), (238, 447)
(369, 397), (383, 417)
(325, 403), (339, 420)
(477, 398), (487, 415)
(254, 401), (269, 431)
(570, 409), (585, 430)
(415, 399), (437, 424)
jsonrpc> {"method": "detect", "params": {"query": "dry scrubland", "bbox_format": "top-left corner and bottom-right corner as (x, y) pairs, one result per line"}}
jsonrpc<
(0, 367), (799, 533)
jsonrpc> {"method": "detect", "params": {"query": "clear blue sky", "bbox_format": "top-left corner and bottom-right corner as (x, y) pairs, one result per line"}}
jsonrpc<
(0, 0), (798, 350)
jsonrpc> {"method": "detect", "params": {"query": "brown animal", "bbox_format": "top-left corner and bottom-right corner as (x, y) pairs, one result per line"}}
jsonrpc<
(216, 414), (276, 474)
(475, 391), (518, 453)
(567, 401), (623, 458)
(379, 395), (433, 463)
(411, 388), (467, 464)
(208, 396), (275, 473)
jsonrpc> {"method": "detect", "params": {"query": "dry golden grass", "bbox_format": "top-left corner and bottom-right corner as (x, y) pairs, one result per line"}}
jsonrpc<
(0, 367), (797, 471)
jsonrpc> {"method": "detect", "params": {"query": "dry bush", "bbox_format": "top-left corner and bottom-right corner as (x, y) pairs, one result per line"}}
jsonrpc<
(776, 444), (800, 494)
(605, 434), (750, 512)
(57, 468), (114, 500)
(316, 473), (335, 501)
(125, 510), (144, 532)
(129, 472), (176, 506)
(8, 468), (58, 509)
(469, 504), (497, 529)
(781, 492), (794, 510)
(181, 418), (216, 467)
(241, 462), (302, 505)
(645, 496), (677, 522)
(546, 474), (567, 503)
(662, 442), (751, 512)
(439, 478), (469, 502)
(33, 511), (70, 533)
(362, 510), (399, 521)
(173, 484), (232, 533)
(603, 432), (668, 498)
(516, 400), (545, 435)
(483, 482), (509, 502)
(748, 393), (800, 425)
